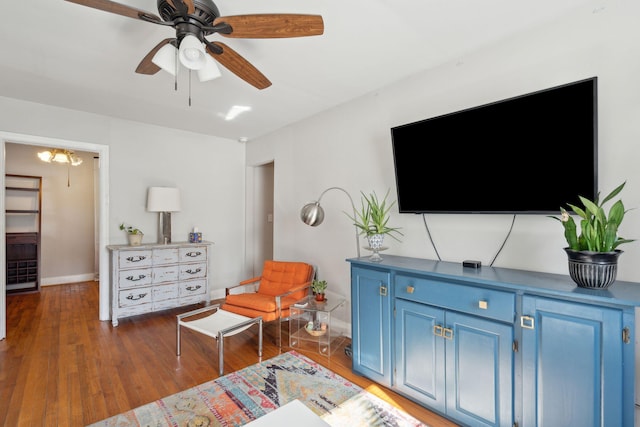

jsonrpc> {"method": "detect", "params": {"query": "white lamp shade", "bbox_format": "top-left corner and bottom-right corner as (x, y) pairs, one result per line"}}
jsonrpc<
(178, 34), (206, 70)
(152, 43), (178, 76)
(147, 187), (181, 212)
(197, 54), (221, 82)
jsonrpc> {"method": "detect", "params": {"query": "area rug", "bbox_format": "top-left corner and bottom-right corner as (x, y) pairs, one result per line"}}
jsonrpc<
(88, 350), (428, 426)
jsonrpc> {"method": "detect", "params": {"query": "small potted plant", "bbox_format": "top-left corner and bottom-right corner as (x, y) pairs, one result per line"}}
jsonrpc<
(311, 279), (328, 302)
(347, 189), (403, 260)
(120, 222), (144, 246)
(549, 181), (635, 288)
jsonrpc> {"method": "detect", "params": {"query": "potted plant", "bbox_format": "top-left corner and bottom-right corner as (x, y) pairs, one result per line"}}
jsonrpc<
(311, 279), (328, 302)
(549, 181), (635, 288)
(120, 222), (144, 246)
(347, 189), (403, 261)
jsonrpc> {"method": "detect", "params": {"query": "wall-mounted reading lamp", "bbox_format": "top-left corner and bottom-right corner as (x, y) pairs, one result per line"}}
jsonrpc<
(300, 186), (361, 258)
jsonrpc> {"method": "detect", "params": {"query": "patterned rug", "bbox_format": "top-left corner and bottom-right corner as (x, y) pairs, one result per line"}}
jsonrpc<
(88, 350), (428, 426)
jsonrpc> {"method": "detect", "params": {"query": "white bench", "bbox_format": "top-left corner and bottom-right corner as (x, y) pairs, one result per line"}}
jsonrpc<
(177, 304), (263, 375)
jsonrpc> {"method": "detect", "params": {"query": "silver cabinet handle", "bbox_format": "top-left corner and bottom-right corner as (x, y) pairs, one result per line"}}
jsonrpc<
(379, 284), (387, 296)
(521, 315), (535, 329)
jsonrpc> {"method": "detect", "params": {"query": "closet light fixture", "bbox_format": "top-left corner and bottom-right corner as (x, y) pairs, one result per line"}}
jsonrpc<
(37, 149), (83, 166)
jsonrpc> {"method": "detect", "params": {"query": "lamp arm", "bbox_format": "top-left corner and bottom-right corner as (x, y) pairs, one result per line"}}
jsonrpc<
(316, 187), (361, 258)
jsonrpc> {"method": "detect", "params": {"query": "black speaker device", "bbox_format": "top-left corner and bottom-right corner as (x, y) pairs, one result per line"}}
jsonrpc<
(463, 260), (482, 269)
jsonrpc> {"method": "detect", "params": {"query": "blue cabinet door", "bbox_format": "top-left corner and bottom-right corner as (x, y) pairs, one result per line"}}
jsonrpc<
(445, 310), (514, 427)
(395, 299), (513, 426)
(521, 296), (625, 427)
(351, 266), (392, 386)
(394, 299), (446, 413)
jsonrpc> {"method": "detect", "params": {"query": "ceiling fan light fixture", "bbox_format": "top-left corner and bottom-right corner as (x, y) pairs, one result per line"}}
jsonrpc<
(179, 34), (206, 70)
(152, 43), (178, 76)
(197, 54), (221, 82)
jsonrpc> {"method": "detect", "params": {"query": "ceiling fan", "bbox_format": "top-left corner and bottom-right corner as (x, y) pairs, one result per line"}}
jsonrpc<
(64, 0), (324, 89)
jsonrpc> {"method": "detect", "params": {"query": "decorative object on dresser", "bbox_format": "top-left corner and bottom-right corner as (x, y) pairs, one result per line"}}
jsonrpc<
(5, 174), (42, 294)
(346, 189), (402, 261)
(300, 186), (361, 258)
(349, 254), (640, 427)
(549, 181), (635, 288)
(107, 241), (212, 326)
(146, 186), (181, 244)
(119, 222), (144, 246)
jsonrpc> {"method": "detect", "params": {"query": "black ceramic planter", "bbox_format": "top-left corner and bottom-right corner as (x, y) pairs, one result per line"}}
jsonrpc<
(565, 248), (622, 289)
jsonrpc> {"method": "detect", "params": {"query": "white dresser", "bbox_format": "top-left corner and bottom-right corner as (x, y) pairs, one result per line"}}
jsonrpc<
(107, 241), (213, 326)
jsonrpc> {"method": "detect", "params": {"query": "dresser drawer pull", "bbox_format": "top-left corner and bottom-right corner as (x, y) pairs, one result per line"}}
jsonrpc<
(125, 274), (146, 282)
(185, 251), (202, 257)
(433, 325), (444, 337)
(125, 256), (147, 263)
(406, 285), (415, 294)
(126, 293), (147, 301)
(185, 268), (202, 275)
(478, 300), (488, 309)
(186, 285), (202, 292)
(520, 315), (535, 329)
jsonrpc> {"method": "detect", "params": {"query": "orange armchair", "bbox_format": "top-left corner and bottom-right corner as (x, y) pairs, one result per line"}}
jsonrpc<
(221, 260), (316, 347)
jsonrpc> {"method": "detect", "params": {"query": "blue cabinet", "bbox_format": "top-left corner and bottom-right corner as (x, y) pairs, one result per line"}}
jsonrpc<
(349, 255), (640, 427)
(350, 266), (392, 385)
(521, 296), (628, 427)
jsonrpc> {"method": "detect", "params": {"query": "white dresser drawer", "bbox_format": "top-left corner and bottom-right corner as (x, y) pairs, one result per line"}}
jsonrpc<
(179, 279), (206, 297)
(118, 250), (152, 268)
(118, 268), (152, 289)
(179, 262), (207, 279)
(118, 286), (153, 307)
(153, 283), (179, 302)
(153, 248), (179, 265)
(180, 246), (207, 262)
(152, 265), (180, 283)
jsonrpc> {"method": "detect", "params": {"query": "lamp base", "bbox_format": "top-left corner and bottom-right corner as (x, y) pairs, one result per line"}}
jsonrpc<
(158, 211), (172, 244)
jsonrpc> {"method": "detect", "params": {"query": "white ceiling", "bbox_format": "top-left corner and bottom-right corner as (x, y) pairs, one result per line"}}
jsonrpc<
(0, 0), (597, 142)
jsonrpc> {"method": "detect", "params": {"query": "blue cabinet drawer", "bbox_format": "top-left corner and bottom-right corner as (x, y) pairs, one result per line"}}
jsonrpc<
(395, 274), (515, 323)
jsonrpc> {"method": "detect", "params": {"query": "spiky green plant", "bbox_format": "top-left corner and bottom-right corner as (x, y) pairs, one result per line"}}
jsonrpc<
(346, 189), (403, 241)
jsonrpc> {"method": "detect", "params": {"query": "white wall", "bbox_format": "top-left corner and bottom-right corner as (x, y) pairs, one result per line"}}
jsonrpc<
(0, 97), (248, 306)
(247, 3), (640, 310)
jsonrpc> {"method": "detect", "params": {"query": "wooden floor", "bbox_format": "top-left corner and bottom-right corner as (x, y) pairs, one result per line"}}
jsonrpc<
(0, 281), (459, 426)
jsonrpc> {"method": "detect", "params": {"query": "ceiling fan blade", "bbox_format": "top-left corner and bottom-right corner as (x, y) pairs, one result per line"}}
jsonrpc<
(135, 38), (175, 75)
(64, 0), (162, 22)
(205, 42), (271, 89)
(212, 14), (324, 38)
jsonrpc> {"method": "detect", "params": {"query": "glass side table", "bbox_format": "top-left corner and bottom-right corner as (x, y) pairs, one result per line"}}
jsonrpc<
(289, 296), (346, 356)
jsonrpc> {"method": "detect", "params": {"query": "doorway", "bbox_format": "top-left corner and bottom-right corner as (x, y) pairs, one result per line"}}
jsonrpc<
(0, 131), (110, 340)
(246, 161), (274, 277)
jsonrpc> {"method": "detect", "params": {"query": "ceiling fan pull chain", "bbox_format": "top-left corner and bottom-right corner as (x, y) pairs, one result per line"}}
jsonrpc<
(174, 47), (178, 91)
(189, 70), (192, 107)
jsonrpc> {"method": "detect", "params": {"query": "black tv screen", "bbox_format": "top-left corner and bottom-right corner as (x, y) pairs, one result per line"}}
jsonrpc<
(391, 77), (598, 214)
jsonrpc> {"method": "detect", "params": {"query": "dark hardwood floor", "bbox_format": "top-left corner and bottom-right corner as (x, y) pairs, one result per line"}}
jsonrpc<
(0, 281), (458, 426)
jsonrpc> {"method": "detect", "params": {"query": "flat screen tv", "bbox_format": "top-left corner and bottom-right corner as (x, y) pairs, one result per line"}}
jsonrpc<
(391, 77), (598, 214)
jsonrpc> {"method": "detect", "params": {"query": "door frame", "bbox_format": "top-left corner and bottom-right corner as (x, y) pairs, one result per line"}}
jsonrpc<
(0, 131), (110, 340)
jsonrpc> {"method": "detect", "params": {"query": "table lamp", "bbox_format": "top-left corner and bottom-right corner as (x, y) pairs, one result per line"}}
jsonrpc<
(147, 187), (181, 244)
